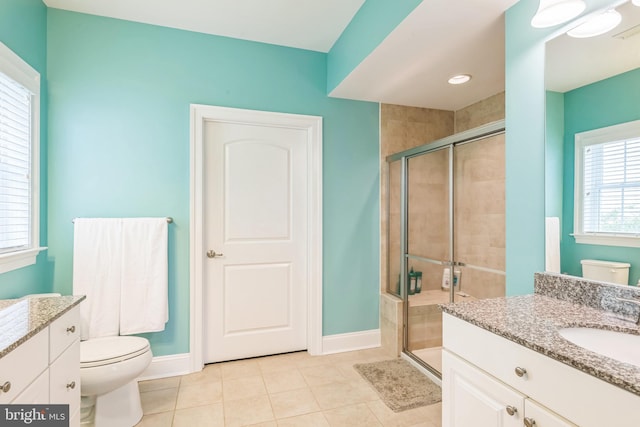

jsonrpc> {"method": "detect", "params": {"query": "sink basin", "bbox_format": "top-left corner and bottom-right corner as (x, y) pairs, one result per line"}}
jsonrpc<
(558, 327), (640, 368)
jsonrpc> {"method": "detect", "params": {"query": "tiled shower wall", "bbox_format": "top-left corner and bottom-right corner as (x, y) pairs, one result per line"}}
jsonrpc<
(379, 92), (505, 357)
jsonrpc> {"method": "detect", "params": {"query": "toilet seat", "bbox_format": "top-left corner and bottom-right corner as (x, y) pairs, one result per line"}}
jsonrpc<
(81, 336), (150, 368)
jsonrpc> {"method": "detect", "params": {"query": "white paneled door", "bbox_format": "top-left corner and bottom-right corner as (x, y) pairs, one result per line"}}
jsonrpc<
(203, 117), (310, 363)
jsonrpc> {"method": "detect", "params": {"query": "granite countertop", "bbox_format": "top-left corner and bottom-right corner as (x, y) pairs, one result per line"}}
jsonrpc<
(441, 274), (640, 397)
(0, 295), (85, 359)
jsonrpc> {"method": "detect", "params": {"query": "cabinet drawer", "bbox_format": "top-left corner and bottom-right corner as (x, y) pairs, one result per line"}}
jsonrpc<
(11, 369), (49, 404)
(0, 328), (48, 404)
(49, 306), (80, 363)
(443, 313), (640, 427)
(50, 339), (80, 417)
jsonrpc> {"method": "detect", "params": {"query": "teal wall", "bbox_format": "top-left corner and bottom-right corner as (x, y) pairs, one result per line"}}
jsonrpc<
(0, 0), (52, 298)
(505, 0), (613, 295)
(559, 68), (640, 284)
(327, 0), (422, 94)
(46, 10), (380, 356)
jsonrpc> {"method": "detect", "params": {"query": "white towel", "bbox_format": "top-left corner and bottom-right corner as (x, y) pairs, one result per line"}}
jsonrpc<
(545, 217), (561, 273)
(73, 218), (122, 340)
(119, 218), (169, 335)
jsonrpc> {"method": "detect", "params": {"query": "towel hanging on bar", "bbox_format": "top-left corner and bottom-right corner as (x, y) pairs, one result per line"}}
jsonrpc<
(72, 217), (173, 223)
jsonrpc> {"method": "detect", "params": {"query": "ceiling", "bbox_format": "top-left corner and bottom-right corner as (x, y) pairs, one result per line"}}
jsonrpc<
(546, 0), (640, 92)
(44, 0), (519, 111)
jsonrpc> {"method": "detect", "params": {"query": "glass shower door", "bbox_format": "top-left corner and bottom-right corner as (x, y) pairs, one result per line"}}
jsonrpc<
(404, 147), (451, 374)
(452, 133), (506, 303)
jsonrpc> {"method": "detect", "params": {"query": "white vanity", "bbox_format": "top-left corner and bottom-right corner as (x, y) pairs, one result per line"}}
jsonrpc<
(0, 296), (84, 426)
(442, 273), (640, 427)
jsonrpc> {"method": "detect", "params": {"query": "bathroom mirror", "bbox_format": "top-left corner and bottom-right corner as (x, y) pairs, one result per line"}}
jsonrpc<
(544, 0), (640, 285)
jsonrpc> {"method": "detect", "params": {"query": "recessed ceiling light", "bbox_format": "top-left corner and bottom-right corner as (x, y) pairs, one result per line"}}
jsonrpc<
(567, 9), (622, 38)
(531, 0), (586, 28)
(448, 74), (472, 85)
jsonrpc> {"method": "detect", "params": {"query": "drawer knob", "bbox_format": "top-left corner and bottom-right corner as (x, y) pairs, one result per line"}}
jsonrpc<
(66, 381), (76, 390)
(0, 381), (11, 393)
(66, 325), (76, 334)
(514, 366), (527, 377)
(524, 417), (536, 427)
(506, 405), (518, 416)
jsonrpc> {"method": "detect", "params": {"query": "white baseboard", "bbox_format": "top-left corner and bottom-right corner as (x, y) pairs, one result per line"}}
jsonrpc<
(322, 329), (381, 355)
(138, 353), (192, 381)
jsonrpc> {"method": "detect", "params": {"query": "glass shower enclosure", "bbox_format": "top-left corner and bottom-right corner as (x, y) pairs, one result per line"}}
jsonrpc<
(386, 121), (506, 376)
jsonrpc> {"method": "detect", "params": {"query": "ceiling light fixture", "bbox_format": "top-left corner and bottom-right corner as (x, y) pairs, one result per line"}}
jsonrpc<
(448, 74), (472, 85)
(567, 9), (622, 38)
(531, 0), (586, 28)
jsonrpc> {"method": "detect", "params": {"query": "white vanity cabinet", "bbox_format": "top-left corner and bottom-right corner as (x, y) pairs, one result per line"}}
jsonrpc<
(0, 305), (81, 427)
(442, 313), (640, 427)
(443, 350), (575, 427)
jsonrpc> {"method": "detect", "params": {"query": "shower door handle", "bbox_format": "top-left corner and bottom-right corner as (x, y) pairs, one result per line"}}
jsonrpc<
(207, 250), (224, 258)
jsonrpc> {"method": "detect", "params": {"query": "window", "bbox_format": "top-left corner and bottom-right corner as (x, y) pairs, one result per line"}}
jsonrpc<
(0, 42), (44, 273)
(574, 120), (640, 247)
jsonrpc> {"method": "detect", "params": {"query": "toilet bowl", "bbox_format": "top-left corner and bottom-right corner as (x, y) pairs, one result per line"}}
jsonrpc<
(80, 336), (152, 427)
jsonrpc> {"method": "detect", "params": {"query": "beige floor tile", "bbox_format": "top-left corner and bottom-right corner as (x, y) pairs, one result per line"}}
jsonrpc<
(245, 422), (278, 427)
(222, 375), (267, 401)
(367, 401), (442, 427)
(263, 369), (307, 394)
(421, 403), (442, 426)
(334, 362), (367, 382)
(299, 365), (347, 386)
(138, 376), (181, 393)
(176, 381), (223, 409)
(180, 364), (222, 386)
(295, 355), (339, 369)
(172, 403), (224, 427)
(140, 388), (178, 415)
(270, 387), (321, 419)
(135, 410), (174, 427)
(276, 412), (330, 427)
(311, 381), (379, 410)
(323, 403), (383, 427)
(223, 394), (275, 427)
(258, 352), (309, 373)
(220, 358), (262, 380)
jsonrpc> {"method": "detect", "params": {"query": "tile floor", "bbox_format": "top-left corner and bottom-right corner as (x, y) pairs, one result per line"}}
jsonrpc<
(135, 348), (442, 427)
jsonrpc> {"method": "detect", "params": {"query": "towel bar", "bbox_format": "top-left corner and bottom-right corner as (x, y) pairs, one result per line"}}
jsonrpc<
(72, 217), (173, 223)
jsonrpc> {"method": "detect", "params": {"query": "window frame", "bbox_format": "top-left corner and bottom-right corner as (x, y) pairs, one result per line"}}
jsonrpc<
(573, 119), (640, 248)
(0, 42), (45, 273)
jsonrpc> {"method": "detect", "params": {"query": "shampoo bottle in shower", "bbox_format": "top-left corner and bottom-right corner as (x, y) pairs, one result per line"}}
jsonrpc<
(442, 268), (450, 290)
(408, 267), (416, 295)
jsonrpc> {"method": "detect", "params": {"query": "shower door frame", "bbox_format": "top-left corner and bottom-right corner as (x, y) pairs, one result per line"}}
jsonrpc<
(386, 120), (505, 377)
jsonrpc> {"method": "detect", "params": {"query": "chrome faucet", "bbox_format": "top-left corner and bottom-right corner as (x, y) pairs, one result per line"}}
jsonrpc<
(614, 297), (640, 325)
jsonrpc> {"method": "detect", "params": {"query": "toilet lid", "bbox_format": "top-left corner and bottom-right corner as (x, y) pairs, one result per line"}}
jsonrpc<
(81, 336), (150, 367)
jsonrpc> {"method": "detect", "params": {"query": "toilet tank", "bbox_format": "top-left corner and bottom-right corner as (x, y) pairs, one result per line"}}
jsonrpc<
(580, 259), (630, 285)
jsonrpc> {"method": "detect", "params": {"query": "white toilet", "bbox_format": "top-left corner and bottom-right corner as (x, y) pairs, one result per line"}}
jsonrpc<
(80, 336), (152, 427)
(580, 259), (631, 285)
(26, 293), (153, 426)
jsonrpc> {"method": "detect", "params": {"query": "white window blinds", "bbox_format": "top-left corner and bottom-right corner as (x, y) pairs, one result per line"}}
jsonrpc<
(0, 71), (31, 253)
(582, 138), (640, 235)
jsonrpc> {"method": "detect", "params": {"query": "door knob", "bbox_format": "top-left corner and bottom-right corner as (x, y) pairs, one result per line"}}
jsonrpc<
(207, 250), (224, 258)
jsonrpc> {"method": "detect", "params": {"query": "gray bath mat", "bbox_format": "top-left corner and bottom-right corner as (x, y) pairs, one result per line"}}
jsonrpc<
(354, 358), (441, 412)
